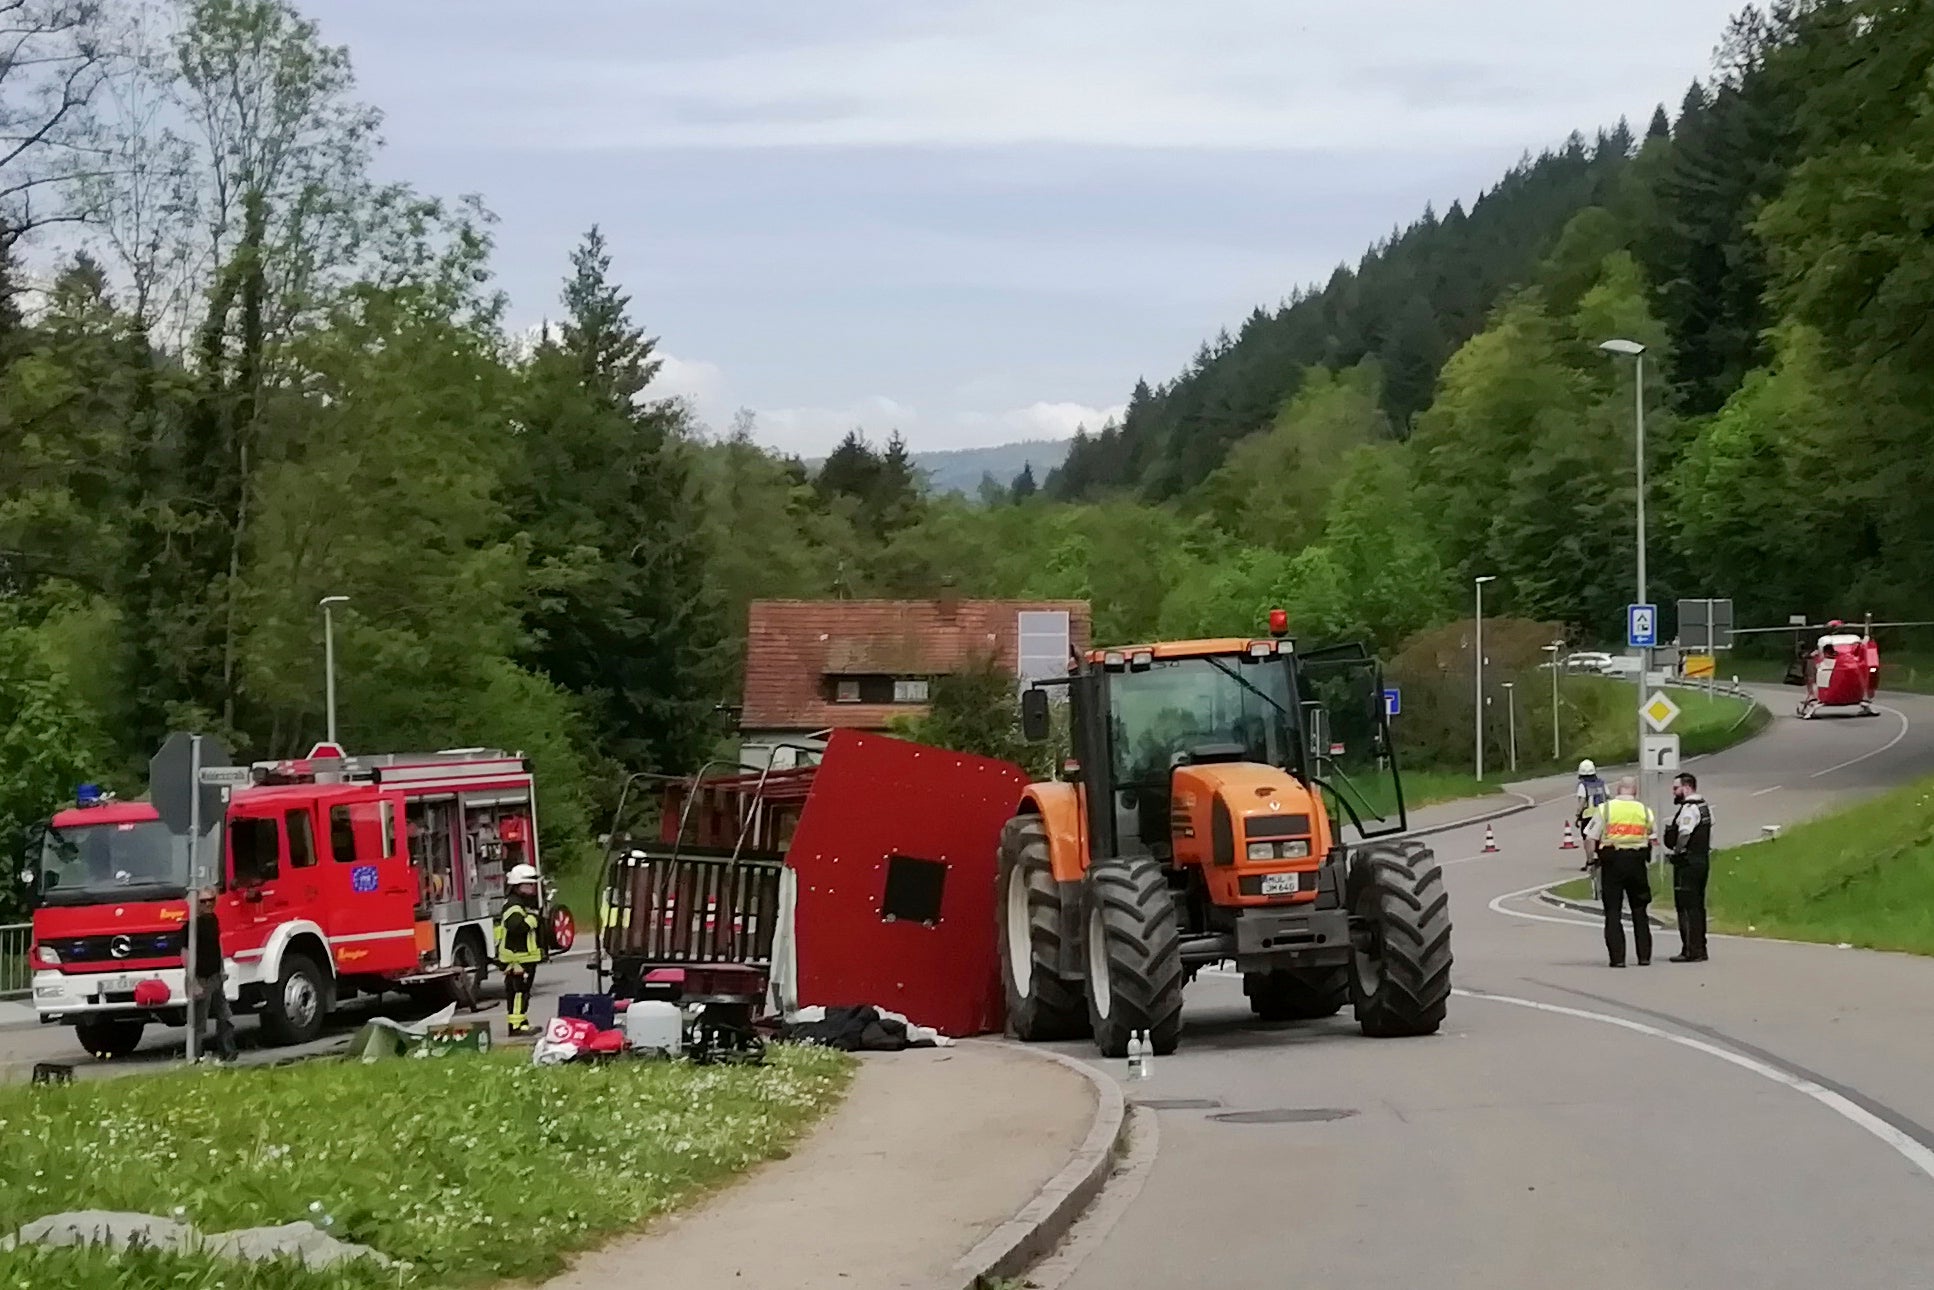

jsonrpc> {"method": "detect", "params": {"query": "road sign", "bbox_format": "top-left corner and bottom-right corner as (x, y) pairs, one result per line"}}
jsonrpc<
(150, 733), (233, 837)
(1383, 687), (1400, 717)
(198, 765), (253, 789)
(1642, 691), (1681, 733)
(1642, 733), (1681, 772)
(1677, 598), (1734, 652)
(1628, 604), (1658, 649)
(1683, 654), (1716, 679)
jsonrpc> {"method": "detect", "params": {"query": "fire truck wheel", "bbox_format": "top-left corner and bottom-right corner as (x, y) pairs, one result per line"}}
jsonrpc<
(997, 815), (1089, 1042)
(1084, 855), (1185, 1058)
(75, 1016), (144, 1060)
(542, 903), (577, 954)
(1347, 840), (1452, 1039)
(451, 930), (489, 996)
(261, 952), (332, 1046)
(1244, 966), (1348, 1021)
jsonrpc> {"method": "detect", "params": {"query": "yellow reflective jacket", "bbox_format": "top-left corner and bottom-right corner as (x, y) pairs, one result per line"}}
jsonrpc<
(495, 900), (543, 965)
(1594, 798), (1655, 851)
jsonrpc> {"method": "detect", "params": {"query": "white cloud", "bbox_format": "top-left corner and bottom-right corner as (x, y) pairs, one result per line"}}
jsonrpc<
(650, 351), (1118, 454)
(418, 1), (1737, 155)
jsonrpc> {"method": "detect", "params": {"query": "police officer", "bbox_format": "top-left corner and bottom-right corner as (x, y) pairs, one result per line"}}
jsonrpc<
(496, 863), (545, 1035)
(1665, 771), (1712, 963)
(1586, 777), (1656, 968)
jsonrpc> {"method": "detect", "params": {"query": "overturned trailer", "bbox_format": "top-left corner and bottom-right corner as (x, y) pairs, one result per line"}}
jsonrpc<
(593, 732), (1029, 1039)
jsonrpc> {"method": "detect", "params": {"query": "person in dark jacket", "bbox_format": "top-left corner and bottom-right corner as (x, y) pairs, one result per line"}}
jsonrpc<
(190, 889), (237, 1063)
(1665, 772), (1713, 963)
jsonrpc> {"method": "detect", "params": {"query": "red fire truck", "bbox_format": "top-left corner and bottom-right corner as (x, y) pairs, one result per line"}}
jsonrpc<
(29, 748), (572, 1059)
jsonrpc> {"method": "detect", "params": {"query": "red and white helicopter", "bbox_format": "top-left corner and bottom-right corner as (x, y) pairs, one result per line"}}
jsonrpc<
(1734, 614), (1934, 719)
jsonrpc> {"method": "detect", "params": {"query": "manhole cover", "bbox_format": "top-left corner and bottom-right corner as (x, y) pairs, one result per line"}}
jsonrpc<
(1209, 1107), (1356, 1124)
(1131, 1098), (1223, 1111)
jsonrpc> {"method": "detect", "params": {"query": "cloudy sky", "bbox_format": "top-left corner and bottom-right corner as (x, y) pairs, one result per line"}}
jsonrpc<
(317, 1), (1743, 454)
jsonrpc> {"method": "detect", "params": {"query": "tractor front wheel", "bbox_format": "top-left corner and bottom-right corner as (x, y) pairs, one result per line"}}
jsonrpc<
(1084, 855), (1184, 1058)
(1348, 840), (1452, 1038)
(997, 816), (1089, 1042)
(1244, 966), (1348, 1021)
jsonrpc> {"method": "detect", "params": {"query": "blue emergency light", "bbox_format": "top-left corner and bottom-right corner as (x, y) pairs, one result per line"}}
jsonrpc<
(75, 783), (103, 807)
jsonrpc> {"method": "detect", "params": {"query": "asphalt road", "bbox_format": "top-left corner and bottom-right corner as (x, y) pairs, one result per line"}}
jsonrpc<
(0, 950), (609, 1080)
(1052, 684), (1934, 1290)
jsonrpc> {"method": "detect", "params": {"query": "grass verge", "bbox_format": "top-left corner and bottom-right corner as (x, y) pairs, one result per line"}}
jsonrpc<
(0, 1044), (851, 1288)
(1706, 774), (1934, 953)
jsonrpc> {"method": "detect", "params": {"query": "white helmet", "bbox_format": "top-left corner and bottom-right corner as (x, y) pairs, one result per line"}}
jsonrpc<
(1577, 759), (1596, 776)
(507, 863), (540, 886)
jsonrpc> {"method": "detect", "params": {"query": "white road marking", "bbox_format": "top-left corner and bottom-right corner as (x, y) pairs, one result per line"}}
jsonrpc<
(1751, 785), (1782, 797)
(1809, 704), (1910, 778)
(1453, 987), (1934, 1186)
(1488, 880), (1604, 929)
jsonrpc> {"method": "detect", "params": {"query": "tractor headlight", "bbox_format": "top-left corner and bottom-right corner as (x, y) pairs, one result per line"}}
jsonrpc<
(1246, 842), (1275, 861)
(1280, 840), (1310, 859)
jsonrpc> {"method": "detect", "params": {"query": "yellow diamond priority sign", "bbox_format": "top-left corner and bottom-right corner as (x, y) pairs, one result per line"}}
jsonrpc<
(1642, 691), (1681, 733)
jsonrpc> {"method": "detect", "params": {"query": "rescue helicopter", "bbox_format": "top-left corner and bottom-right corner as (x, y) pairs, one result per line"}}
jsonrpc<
(1733, 614), (1934, 719)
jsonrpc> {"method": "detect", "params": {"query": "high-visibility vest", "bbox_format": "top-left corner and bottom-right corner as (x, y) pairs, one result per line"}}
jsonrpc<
(1596, 798), (1654, 850)
(495, 900), (543, 965)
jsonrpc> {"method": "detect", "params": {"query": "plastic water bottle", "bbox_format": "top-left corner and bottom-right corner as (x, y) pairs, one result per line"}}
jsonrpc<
(1126, 1030), (1148, 1079)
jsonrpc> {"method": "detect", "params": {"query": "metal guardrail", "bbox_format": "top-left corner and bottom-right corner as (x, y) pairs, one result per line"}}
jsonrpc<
(0, 922), (30, 999)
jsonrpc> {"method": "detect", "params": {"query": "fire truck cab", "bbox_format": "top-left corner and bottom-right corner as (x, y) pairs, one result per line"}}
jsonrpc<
(30, 748), (559, 1059)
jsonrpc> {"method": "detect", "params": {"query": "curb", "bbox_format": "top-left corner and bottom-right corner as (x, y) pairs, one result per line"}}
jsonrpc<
(1402, 788), (1539, 841)
(1536, 887), (1674, 929)
(948, 1040), (1128, 1289)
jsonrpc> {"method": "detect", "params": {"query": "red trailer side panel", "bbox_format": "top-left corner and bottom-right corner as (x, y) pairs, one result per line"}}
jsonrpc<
(784, 730), (1028, 1037)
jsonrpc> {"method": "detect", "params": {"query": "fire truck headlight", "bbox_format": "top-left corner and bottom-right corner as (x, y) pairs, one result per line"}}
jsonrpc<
(33, 945), (58, 967)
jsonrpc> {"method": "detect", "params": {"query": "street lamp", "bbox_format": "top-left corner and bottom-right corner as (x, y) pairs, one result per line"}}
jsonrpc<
(1503, 681), (1519, 773)
(1543, 640), (1564, 762)
(1474, 575), (1498, 780)
(1600, 338), (1653, 863)
(319, 595), (349, 746)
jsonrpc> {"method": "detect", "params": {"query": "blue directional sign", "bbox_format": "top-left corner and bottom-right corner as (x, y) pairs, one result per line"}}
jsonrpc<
(1627, 603), (1658, 650)
(1383, 687), (1400, 717)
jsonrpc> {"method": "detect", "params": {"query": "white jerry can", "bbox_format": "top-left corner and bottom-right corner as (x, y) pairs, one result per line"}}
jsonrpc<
(622, 1000), (684, 1057)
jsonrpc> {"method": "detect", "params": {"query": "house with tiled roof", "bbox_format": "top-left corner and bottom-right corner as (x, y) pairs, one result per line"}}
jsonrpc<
(738, 596), (1092, 766)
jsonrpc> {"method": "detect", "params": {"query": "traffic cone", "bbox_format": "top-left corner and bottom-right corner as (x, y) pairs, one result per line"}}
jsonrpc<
(1482, 824), (1499, 854)
(1560, 820), (1579, 850)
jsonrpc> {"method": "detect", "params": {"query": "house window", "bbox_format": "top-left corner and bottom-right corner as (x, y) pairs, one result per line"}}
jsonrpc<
(894, 678), (930, 703)
(835, 679), (861, 703)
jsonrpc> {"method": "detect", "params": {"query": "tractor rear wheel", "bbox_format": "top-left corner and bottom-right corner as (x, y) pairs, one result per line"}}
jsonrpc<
(1084, 855), (1185, 1058)
(1244, 966), (1348, 1021)
(1348, 840), (1452, 1038)
(997, 816), (1089, 1041)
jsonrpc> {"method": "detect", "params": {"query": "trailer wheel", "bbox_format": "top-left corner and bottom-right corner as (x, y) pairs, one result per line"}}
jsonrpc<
(1244, 966), (1348, 1021)
(1348, 841), (1452, 1038)
(75, 1016), (144, 1060)
(1084, 855), (1185, 1058)
(260, 951), (332, 1046)
(998, 816), (1089, 1041)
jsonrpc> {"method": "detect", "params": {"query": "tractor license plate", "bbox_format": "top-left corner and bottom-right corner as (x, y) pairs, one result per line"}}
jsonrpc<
(1260, 872), (1299, 896)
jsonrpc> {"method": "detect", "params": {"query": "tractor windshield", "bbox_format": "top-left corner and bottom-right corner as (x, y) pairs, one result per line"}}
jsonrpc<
(1108, 656), (1298, 785)
(1297, 652), (1406, 837)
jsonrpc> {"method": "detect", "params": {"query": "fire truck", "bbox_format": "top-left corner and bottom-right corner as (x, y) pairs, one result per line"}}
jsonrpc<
(28, 747), (573, 1059)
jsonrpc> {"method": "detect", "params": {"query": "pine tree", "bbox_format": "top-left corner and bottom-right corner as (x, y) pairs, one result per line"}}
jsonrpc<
(1010, 462), (1037, 502)
(1647, 104), (1672, 141)
(512, 228), (728, 772)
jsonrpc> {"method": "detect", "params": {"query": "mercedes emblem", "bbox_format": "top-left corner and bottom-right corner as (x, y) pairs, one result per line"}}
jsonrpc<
(109, 935), (132, 960)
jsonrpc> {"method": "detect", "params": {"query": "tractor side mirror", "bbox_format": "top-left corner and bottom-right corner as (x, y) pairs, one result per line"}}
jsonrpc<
(1020, 687), (1051, 742)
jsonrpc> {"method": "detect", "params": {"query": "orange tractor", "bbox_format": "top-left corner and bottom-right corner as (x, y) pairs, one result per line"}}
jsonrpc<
(1002, 617), (1451, 1057)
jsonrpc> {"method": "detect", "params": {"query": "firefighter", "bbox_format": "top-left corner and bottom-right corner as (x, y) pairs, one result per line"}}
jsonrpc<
(1585, 777), (1656, 968)
(496, 863), (544, 1035)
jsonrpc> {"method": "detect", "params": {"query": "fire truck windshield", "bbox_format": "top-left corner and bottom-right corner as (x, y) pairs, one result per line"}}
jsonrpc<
(37, 821), (189, 903)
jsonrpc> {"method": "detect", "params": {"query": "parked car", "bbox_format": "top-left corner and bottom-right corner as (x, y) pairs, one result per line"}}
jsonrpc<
(1565, 651), (1616, 674)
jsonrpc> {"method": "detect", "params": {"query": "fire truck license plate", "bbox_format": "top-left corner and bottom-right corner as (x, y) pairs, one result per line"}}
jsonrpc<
(1261, 872), (1299, 896)
(94, 975), (142, 995)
